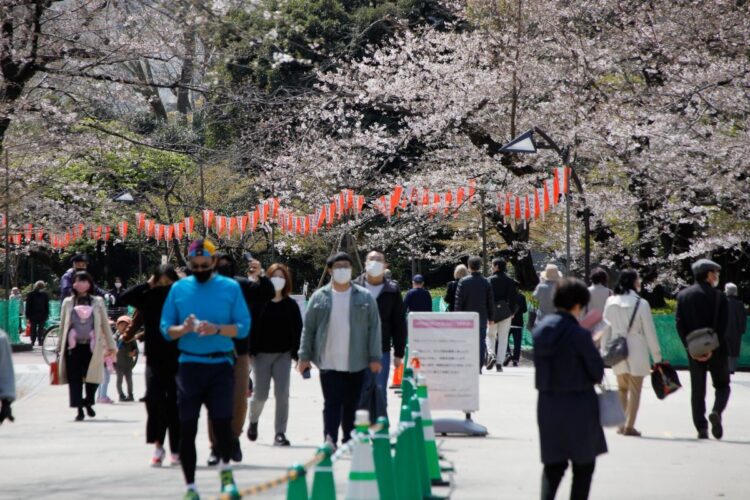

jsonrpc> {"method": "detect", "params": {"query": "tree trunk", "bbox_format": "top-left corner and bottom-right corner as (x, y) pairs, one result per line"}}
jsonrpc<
(176, 25), (195, 115)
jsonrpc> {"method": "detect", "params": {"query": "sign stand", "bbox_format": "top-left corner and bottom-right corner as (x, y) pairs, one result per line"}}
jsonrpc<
(408, 312), (487, 437)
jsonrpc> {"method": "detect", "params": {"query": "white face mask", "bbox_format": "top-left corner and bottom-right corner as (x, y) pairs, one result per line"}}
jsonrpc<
(115, 282), (122, 289)
(365, 260), (385, 277)
(270, 277), (286, 292)
(332, 267), (352, 285)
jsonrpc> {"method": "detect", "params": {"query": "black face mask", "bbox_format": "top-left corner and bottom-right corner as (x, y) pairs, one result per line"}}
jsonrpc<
(193, 270), (213, 283)
(216, 264), (233, 277)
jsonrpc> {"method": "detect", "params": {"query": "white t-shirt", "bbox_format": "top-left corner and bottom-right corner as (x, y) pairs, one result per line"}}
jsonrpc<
(319, 287), (352, 371)
(364, 281), (385, 299)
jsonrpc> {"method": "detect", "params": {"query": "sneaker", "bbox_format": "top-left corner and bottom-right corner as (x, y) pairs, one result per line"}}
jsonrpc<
(170, 454), (181, 466)
(324, 435), (337, 452)
(274, 433), (291, 446)
(206, 448), (219, 467)
(183, 489), (200, 500)
(709, 412), (723, 440)
(512, 361), (519, 367)
(219, 469), (240, 500)
(502, 355), (512, 367)
(125, 395), (135, 402)
(151, 448), (165, 467)
(486, 355), (496, 370)
(232, 438), (243, 462)
(119, 394), (127, 402)
(496, 365), (503, 372)
(246, 422), (258, 442)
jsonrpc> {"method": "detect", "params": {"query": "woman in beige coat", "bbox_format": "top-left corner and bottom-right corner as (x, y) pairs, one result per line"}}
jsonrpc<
(600, 269), (662, 437)
(57, 271), (116, 421)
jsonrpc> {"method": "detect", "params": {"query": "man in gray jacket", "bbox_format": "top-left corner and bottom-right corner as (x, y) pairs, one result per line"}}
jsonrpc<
(298, 252), (382, 448)
(455, 256), (495, 372)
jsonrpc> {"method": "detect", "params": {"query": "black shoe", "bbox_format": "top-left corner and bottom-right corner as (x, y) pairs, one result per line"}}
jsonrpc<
(139, 396), (147, 402)
(274, 433), (291, 446)
(486, 355), (496, 370)
(709, 412), (723, 440)
(502, 356), (512, 367)
(85, 405), (96, 418)
(119, 394), (127, 402)
(247, 422), (258, 442)
(496, 365), (503, 372)
(512, 361), (519, 367)
(76, 408), (85, 421)
(125, 395), (135, 402)
(232, 438), (243, 462)
(697, 428), (709, 439)
(207, 448), (219, 466)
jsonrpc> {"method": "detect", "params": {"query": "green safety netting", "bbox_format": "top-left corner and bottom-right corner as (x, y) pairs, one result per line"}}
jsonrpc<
(431, 298), (750, 369)
(0, 299), (22, 344)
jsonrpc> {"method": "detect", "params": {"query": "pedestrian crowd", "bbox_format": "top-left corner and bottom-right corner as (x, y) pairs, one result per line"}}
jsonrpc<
(0, 244), (747, 500)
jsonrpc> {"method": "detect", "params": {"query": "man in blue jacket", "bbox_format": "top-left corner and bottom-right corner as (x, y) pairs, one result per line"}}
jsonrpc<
(298, 252), (382, 448)
(161, 239), (250, 500)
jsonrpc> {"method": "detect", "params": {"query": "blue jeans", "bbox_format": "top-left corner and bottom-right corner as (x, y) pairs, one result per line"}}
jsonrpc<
(479, 323), (487, 372)
(98, 366), (110, 399)
(364, 352), (391, 404)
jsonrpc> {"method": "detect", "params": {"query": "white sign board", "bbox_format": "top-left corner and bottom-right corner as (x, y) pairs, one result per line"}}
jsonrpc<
(290, 295), (306, 325)
(408, 312), (480, 412)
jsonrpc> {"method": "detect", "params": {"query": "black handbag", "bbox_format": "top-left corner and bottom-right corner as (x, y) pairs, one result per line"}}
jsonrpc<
(494, 300), (514, 322)
(526, 308), (538, 330)
(651, 362), (682, 400)
(602, 298), (640, 367)
(358, 380), (387, 424)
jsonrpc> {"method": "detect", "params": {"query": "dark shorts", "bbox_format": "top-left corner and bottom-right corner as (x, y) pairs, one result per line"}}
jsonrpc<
(176, 362), (234, 421)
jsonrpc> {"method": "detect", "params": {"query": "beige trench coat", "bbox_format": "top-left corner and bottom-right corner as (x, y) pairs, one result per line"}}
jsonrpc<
(57, 296), (116, 385)
(600, 291), (663, 377)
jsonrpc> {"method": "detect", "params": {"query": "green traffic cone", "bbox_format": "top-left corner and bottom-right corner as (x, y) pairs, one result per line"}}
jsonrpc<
(401, 367), (415, 406)
(311, 443), (336, 500)
(287, 463), (308, 500)
(372, 416), (398, 500)
(410, 395), (433, 498)
(346, 410), (379, 500)
(395, 404), (423, 500)
(417, 374), (448, 486)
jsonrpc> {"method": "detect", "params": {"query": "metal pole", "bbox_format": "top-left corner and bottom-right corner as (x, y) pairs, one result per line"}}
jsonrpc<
(563, 148), (571, 277)
(480, 190), (488, 275)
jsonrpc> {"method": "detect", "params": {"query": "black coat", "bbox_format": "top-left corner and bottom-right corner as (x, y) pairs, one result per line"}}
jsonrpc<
(353, 275), (407, 358)
(455, 272), (495, 324)
(726, 296), (747, 357)
(488, 271), (518, 304)
(108, 288), (126, 308)
(25, 290), (50, 322)
(233, 276), (275, 355)
(444, 281), (458, 311)
(676, 282), (729, 355)
(533, 312), (607, 464)
(120, 283), (178, 364)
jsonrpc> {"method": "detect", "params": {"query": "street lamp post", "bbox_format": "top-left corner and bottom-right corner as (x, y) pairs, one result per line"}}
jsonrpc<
(113, 189), (141, 278)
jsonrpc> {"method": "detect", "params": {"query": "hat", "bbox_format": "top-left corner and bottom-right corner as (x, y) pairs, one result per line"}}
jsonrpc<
(116, 315), (132, 325)
(725, 283), (738, 296)
(540, 263), (562, 282)
(188, 239), (216, 257)
(326, 251), (353, 268)
(691, 258), (721, 276)
(413, 274), (424, 284)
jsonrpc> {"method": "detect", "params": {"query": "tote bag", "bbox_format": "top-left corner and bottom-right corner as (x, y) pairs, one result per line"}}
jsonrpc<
(597, 377), (625, 428)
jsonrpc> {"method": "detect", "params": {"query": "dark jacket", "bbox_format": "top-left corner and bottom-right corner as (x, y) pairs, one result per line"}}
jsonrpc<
(233, 276), (275, 356)
(676, 282), (729, 355)
(511, 292), (528, 329)
(533, 312), (607, 464)
(251, 296), (303, 359)
(455, 272), (495, 324)
(25, 290), (50, 322)
(726, 296), (747, 357)
(444, 280), (459, 311)
(489, 271), (518, 305)
(120, 283), (178, 364)
(108, 287), (126, 308)
(404, 287), (433, 313)
(353, 275), (407, 358)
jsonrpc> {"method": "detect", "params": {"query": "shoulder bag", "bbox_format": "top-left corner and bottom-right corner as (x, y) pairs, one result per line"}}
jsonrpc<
(686, 293), (721, 358)
(602, 298), (640, 367)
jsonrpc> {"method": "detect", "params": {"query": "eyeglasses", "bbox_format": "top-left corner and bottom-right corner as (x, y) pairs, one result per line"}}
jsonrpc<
(190, 264), (213, 271)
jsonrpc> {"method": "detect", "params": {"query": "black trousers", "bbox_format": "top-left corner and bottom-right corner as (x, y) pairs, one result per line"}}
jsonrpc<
(319, 369), (365, 444)
(65, 344), (98, 408)
(508, 326), (522, 361)
(29, 321), (46, 346)
(145, 361), (180, 452)
(541, 461), (595, 500)
(688, 353), (731, 431)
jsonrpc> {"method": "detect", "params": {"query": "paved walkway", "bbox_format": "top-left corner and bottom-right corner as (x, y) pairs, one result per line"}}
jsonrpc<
(3, 348), (750, 499)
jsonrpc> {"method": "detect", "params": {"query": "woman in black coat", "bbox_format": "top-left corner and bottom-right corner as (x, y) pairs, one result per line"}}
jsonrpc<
(532, 278), (606, 500)
(444, 264), (469, 311)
